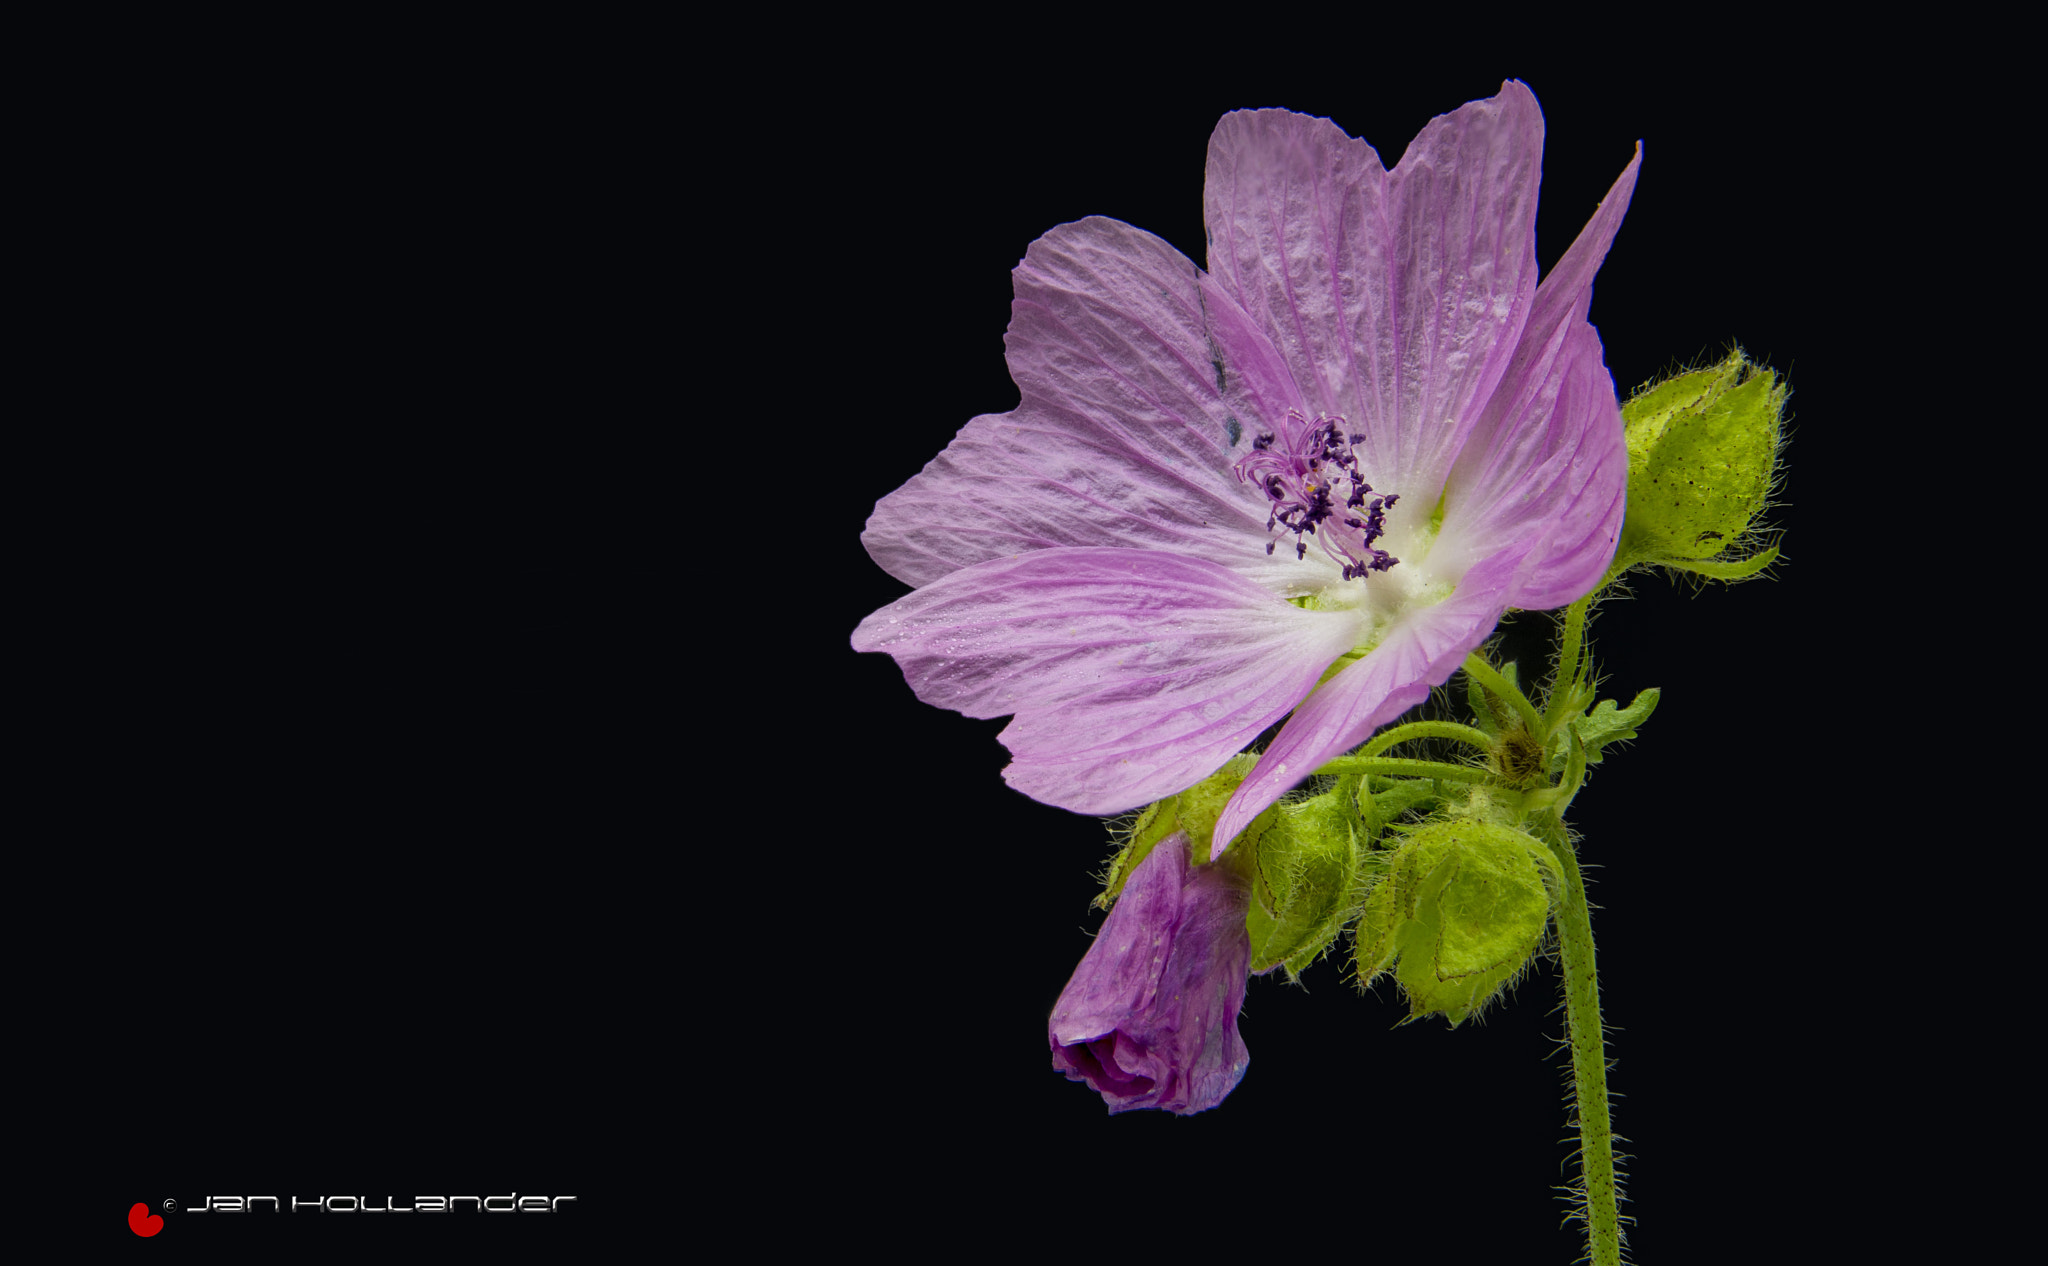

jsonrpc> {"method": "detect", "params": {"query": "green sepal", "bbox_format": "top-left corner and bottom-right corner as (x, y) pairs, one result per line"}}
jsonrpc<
(1097, 796), (1181, 909)
(1658, 544), (1779, 582)
(1354, 820), (1554, 1026)
(1617, 350), (1784, 572)
(1098, 753), (1272, 907)
(1245, 781), (1365, 980)
(1354, 861), (1405, 982)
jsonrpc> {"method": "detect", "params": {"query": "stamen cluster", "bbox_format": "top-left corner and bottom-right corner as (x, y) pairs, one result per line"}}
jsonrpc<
(1233, 409), (1399, 580)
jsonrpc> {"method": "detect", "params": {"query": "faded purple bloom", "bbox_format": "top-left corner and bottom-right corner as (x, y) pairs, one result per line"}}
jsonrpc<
(1049, 833), (1251, 1114)
(854, 83), (1639, 856)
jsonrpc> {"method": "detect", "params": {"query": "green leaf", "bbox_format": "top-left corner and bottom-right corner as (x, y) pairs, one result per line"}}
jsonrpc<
(1569, 688), (1660, 765)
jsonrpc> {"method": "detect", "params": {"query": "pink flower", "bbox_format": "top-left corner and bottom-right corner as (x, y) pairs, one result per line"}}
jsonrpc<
(854, 83), (1638, 856)
(1048, 833), (1251, 1114)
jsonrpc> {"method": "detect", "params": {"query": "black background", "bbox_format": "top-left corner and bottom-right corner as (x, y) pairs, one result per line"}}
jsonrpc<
(70, 25), (1923, 1262)
(82, 23), (661, 1258)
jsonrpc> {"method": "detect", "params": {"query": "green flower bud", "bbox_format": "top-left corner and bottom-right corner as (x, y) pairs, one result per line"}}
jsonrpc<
(1617, 350), (1785, 579)
(1355, 820), (1557, 1026)
(1244, 782), (1365, 980)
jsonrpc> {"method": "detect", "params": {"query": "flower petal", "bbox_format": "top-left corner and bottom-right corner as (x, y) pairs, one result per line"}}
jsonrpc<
(1437, 150), (1640, 606)
(1207, 544), (1529, 857)
(1049, 833), (1252, 1115)
(1049, 831), (1189, 1044)
(860, 216), (1316, 593)
(851, 547), (1363, 815)
(1203, 84), (1544, 498)
(1137, 856), (1253, 1113)
(1485, 325), (1629, 609)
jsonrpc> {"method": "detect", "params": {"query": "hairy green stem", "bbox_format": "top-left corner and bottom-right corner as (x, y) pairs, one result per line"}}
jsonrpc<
(1532, 813), (1622, 1266)
(1544, 596), (1592, 730)
(1462, 652), (1544, 737)
(1310, 756), (1496, 783)
(1355, 720), (1498, 760)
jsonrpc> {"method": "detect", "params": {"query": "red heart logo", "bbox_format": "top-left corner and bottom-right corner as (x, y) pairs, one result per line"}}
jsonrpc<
(128, 1202), (164, 1237)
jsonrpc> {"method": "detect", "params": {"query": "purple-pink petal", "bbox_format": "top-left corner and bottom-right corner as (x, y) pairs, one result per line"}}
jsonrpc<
(1496, 327), (1630, 609)
(1208, 543), (1530, 857)
(857, 86), (1645, 847)
(860, 217), (1314, 594)
(851, 547), (1363, 815)
(1049, 832), (1252, 1114)
(1436, 150), (1639, 608)
(1435, 319), (1628, 609)
(1203, 84), (1545, 499)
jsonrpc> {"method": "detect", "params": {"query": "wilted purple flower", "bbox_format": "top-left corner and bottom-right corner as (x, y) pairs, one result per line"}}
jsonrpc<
(854, 83), (1639, 856)
(1048, 832), (1251, 1114)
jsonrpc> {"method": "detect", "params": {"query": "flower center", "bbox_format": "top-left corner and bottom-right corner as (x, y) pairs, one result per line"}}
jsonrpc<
(1234, 409), (1400, 581)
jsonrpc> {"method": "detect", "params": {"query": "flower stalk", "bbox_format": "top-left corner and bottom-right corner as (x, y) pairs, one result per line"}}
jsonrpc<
(1354, 720), (1500, 760)
(1334, 615), (1634, 1262)
(1544, 595), (1594, 732)
(1530, 811), (1624, 1266)
(1310, 755), (1498, 783)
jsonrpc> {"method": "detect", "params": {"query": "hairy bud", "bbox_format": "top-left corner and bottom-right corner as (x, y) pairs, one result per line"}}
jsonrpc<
(1617, 350), (1785, 580)
(1355, 820), (1556, 1026)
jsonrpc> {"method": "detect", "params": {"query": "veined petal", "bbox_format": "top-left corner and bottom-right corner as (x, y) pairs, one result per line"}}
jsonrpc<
(1207, 544), (1529, 858)
(860, 217), (1313, 593)
(1438, 320), (1627, 608)
(1437, 151), (1639, 606)
(1498, 329), (1628, 609)
(1203, 108), (1385, 427)
(1049, 831), (1190, 1040)
(851, 547), (1364, 815)
(1203, 84), (1543, 498)
(1049, 833), (1252, 1114)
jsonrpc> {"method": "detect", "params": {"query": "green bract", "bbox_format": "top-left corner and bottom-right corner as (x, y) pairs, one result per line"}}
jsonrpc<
(1356, 819), (1557, 1026)
(1616, 350), (1784, 579)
